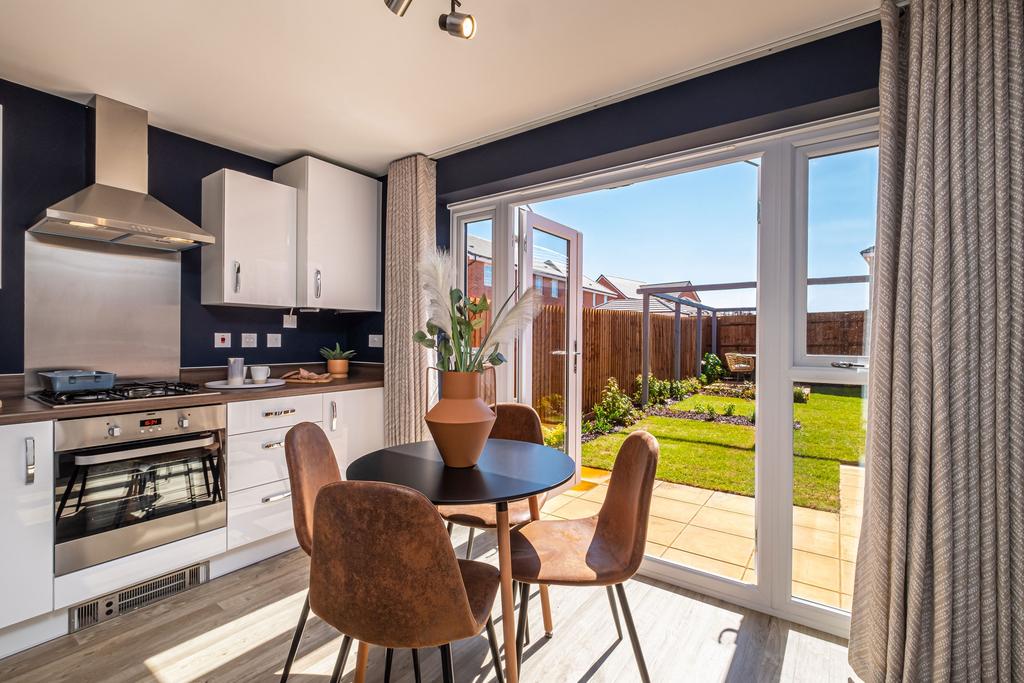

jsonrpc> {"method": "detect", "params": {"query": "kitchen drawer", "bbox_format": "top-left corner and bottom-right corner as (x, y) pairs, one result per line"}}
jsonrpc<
(227, 479), (296, 549)
(227, 394), (322, 435)
(227, 424), (312, 493)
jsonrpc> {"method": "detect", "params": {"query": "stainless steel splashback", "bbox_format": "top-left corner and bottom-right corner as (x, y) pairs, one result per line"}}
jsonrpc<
(24, 233), (181, 390)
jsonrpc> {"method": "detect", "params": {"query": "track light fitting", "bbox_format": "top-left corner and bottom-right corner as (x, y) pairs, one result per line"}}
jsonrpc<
(439, 0), (476, 39)
(384, 0), (414, 16)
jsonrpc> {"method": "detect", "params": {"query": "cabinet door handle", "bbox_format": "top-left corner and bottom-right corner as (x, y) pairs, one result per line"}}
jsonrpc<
(233, 261), (242, 293)
(330, 400), (338, 431)
(262, 440), (285, 450)
(261, 490), (292, 504)
(262, 408), (296, 418)
(25, 437), (36, 485)
(314, 269), (322, 299)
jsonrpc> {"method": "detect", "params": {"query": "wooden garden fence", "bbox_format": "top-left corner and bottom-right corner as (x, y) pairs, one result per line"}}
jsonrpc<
(530, 306), (866, 414)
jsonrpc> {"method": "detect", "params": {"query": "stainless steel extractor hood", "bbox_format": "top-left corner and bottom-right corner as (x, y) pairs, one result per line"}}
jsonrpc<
(29, 96), (214, 251)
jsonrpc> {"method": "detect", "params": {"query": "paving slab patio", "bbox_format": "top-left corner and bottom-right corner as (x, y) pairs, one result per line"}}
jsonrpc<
(542, 464), (865, 610)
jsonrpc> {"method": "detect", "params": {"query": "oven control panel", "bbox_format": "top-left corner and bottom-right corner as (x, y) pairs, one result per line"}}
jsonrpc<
(55, 404), (226, 452)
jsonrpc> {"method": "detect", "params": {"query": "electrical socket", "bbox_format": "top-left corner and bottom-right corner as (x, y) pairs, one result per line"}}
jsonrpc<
(267, 333), (282, 348)
(214, 332), (231, 348)
(369, 334), (383, 348)
(283, 314), (297, 329)
(241, 333), (257, 348)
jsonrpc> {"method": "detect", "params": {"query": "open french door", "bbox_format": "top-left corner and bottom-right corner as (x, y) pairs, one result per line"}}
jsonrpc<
(518, 210), (583, 479)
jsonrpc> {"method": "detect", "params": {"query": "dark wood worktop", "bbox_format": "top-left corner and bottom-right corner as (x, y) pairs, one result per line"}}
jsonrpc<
(0, 364), (384, 427)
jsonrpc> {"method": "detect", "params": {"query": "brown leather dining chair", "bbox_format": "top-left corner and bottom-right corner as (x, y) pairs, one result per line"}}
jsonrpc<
(438, 403), (546, 559)
(281, 422), (386, 682)
(509, 430), (659, 683)
(307, 480), (506, 683)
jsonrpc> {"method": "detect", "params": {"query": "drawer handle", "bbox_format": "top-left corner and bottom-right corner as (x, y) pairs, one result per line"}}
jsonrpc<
(261, 491), (292, 504)
(262, 440), (285, 450)
(25, 437), (36, 485)
(262, 408), (296, 418)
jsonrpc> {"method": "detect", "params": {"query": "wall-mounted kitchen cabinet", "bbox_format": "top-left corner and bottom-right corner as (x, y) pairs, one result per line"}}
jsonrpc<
(201, 169), (297, 308)
(274, 156), (381, 311)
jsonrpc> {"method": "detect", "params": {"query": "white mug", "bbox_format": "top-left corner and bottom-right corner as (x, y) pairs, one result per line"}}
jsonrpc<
(250, 365), (271, 384)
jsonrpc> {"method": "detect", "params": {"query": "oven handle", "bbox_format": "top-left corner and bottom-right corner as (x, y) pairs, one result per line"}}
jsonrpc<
(73, 435), (217, 466)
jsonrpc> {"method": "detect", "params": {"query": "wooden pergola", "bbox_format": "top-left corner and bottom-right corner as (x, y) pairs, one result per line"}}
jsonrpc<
(637, 274), (869, 404)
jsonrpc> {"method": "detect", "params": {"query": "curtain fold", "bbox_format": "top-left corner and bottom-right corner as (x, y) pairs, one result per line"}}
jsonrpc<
(849, 1), (1024, 681)
(383, 154), (436, 447)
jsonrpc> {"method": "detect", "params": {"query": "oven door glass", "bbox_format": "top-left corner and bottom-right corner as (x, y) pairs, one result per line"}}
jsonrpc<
(54, 432), (225, 548)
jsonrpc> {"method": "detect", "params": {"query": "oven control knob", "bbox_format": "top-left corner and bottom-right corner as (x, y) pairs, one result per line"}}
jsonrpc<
(108, 425), (122, 437)
(178, 417), (190, 429)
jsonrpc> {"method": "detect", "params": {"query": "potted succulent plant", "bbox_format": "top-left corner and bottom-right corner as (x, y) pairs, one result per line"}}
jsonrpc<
(413, 249), (537, 467)
(319, 343), (357, 378)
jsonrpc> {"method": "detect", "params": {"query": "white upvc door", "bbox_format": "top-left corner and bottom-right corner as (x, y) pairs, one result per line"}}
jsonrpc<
(518, 210), (583, 478)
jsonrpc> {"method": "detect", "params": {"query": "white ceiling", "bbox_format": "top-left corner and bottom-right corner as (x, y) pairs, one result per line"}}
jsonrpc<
(0, 0), (877, 175)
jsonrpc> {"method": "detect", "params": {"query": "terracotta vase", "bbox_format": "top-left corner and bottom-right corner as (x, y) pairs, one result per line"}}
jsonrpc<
(326, 359), (349, 378)
(425, 371), (496, 468)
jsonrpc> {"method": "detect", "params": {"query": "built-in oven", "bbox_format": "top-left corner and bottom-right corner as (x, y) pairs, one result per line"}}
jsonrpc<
(53, 404), (226, 576)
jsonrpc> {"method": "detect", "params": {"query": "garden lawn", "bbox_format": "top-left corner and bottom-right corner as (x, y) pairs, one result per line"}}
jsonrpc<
(583, 385), (866, 512)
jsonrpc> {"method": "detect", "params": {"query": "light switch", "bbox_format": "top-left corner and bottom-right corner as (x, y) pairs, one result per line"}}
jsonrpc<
(283, 314), (298, 329)
(369, 334), (383, 348)
(241, 333), (257, 348)
(267, 333), (282, 348)
(214, 332), (231, 348)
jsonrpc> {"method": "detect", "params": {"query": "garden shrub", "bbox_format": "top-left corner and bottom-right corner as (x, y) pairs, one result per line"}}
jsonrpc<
(538, 393), (565, 420)
(793, 386), (810, 403)
(724, 403), (736, 417)
(589, 378), (641, 433)
(632, 374), (671, 405)
(701, 353), (725, 384)
(543, 421), (565, 448)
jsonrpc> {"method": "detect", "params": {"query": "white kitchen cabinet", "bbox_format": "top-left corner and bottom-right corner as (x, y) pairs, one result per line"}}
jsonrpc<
(274, 156), (381, 311)
(323, 387), (384, 469)
(0, 421), (54, 630)
(201, 169), (297, 308)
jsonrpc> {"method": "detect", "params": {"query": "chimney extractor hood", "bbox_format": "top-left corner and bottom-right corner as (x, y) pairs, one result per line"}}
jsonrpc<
(29, 96), (214, 251)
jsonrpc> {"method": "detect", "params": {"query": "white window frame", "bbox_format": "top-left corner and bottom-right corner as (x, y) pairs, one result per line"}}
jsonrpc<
(448, 110), (879, 640)
(792, 130), (879, 379)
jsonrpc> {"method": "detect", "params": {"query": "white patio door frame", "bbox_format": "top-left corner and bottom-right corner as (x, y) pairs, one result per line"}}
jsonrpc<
(448, 110), (878, 639)
(518, 210), (584, 473)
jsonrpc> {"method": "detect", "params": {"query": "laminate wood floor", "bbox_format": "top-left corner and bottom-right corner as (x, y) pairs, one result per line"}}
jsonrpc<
(0, 529), (857, 682)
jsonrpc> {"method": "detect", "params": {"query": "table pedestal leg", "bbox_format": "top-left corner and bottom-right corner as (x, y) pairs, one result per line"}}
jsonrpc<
(352, 641), (369, 683)
(496, 502), (519, 683)
(528, 496), (554, 636)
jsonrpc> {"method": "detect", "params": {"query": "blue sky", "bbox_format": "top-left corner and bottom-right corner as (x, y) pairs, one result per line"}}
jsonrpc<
(528, 148), (878, 311)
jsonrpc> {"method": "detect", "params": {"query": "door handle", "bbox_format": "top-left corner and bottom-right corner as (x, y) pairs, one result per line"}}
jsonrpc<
(330, 400), (338, 431)
(261, 490), (292, 504)
(314, 269), (322, 299)
(233, 261), (242, 293)
(25, 437), (36, 485)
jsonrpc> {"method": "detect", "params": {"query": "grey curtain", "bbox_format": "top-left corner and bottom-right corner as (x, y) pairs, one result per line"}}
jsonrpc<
(849, 1), (1024, 681)
(383, 154), (436, 447)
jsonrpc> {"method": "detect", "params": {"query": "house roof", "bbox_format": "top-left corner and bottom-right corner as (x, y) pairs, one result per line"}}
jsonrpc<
(596, 297), (682, 314)
(598, 274), (701, 302)
(467, 234), (615, 295)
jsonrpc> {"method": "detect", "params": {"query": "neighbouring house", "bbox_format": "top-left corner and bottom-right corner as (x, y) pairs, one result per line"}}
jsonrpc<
(467, 234), (616, 308)
(595, 274), (701, 314)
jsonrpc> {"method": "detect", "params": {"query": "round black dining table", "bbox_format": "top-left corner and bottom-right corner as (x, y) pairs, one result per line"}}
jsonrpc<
(346, 438), (576, 683)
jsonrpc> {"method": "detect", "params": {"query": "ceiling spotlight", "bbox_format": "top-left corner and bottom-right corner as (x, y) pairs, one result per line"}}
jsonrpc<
(384, 0), (414, 16)
(439, 0), (476, 39)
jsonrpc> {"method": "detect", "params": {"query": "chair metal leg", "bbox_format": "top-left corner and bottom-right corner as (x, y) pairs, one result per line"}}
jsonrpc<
(329, 635), (353, 683)
(466, 528), (475, 558)
(515, 580), (531, 667)
(384, 648), (394, 683)
(280, 595), (310, 682)
(438, 643), (455, 683)
(614, 583), (650, 683)
(411, 648), (422, 683)
(605, 586), (622, 640)
(485, 617), (505, 683)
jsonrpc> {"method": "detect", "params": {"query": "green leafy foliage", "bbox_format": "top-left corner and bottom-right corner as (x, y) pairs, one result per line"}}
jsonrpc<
(319, 343), (357, 360)
(700, 353), (725, 385)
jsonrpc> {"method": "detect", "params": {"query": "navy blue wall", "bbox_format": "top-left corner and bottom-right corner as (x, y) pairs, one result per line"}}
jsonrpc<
(435, 22), (882, 248)
(0, 79), (384, 374)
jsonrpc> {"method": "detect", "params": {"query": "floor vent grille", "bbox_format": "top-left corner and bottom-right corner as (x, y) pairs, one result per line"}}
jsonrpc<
(69, 562), (209, 633)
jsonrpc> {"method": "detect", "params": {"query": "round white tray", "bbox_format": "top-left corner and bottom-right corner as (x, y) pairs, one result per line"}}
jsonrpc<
(204, 378), (286, 390)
